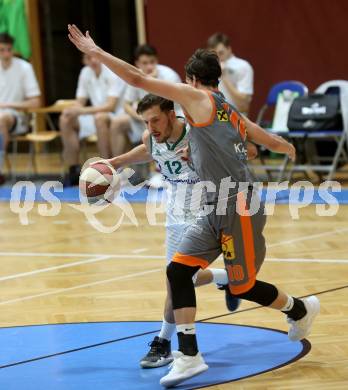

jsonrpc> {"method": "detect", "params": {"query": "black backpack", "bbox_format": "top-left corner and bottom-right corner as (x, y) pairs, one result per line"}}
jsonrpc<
(287, 93), (343, 131)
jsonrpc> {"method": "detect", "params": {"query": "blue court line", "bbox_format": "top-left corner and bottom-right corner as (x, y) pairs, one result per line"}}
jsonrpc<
(1, 186), (348, 204)
(0, 321), (310, 390)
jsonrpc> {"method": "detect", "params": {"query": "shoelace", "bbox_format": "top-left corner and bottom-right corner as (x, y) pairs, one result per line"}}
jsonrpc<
(148, 340), (163, 355)
(167, 352), (187, 371)
(168, 357), (184, 371)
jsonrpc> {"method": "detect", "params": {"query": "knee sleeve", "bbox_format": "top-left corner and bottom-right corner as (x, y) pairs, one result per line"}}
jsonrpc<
(235, 280), (278, 306)
(166, 262), (200, 310)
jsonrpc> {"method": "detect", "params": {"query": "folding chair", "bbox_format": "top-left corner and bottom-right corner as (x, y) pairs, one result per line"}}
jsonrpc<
(251, 81), (308, 180)
(10, 100), (76, 180)
(279, 80), (348, 181)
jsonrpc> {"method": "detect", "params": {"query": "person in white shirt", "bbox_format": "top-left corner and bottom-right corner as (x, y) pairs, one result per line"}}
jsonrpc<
(207, 32), (257, 159)
(110, 44), (181, 158)
(59, 54), (127, 186)
(207, 32), (254, 115)
(0, 33), (41, 185)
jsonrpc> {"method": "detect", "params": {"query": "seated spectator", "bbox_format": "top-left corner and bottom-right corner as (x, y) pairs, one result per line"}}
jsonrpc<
(109, 44), (181, 158)
(60, 53), (127, 186)
(207, 32), (254, 115)
(207, 32), (257, 159)
(0, 32), (41, 185)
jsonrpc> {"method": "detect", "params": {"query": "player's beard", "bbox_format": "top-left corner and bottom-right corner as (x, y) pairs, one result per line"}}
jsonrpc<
(159, 118), (174, 143)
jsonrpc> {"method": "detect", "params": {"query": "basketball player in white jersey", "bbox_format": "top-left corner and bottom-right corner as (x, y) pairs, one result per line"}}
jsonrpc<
(105, 93), (239, 368)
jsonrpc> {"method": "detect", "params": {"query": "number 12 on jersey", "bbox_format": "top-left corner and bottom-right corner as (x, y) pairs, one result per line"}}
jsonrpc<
(164, 160), (182, 175)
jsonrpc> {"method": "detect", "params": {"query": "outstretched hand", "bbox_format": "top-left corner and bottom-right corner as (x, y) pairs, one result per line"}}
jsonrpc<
(176, 146), (190, 161)
(68, 24), (98, 56)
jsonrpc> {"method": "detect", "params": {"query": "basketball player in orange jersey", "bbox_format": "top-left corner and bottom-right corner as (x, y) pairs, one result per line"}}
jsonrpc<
(106, 94), (242, 368)
(68, 25), (320, 388)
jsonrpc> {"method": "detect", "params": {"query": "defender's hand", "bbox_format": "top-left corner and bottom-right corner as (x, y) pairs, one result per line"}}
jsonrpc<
(176, 146), (190, 161)
(68, 24), (98, 56)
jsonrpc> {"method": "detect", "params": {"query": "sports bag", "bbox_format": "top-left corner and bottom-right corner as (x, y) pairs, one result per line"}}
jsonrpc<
(287, 93), (343, 131)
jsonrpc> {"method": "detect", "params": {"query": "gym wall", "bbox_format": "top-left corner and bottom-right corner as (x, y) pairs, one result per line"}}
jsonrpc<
(144, 0), (348, 120)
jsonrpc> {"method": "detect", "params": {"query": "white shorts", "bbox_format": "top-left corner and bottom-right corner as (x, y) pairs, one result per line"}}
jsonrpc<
(78, 113), (116, 140)
(129, 117), (145, 144)
(166, 223), (192, 263)
(0, 108), (29, 135)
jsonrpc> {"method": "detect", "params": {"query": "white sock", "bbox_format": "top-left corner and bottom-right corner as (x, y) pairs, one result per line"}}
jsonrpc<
(280, 295), (294, 312)
(211, 268), (229, 285)
(158, 319), (176, 341)
(176, 323), (196, 335)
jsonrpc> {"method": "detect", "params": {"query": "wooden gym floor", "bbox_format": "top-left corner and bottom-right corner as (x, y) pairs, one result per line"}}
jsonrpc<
(0, 198), (347, 389)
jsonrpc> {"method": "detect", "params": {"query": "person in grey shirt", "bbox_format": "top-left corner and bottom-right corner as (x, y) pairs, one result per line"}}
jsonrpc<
(68, 25), (320, 389)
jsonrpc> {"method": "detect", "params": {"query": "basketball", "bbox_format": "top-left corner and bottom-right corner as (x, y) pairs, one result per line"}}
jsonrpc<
(79, 162), (119, 203)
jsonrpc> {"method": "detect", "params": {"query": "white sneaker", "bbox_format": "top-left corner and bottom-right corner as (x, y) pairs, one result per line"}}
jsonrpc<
(287, 296), (320, 341)
(159, 350), (208, 388)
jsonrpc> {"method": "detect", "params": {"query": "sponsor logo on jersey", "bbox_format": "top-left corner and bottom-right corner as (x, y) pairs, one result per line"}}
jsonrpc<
(217, 109), (229, 122)
(221, 233), (235, 261)
(234, 142), (248, 160)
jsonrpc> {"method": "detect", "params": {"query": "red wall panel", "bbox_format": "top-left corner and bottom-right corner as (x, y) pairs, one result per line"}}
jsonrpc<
(144, 0), (348, 119)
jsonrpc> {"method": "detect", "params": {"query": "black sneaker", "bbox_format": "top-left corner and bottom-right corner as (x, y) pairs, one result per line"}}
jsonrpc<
(63, 165), (81, 187)
(218, 284), (241, 312)
(140, 336), (173, 368)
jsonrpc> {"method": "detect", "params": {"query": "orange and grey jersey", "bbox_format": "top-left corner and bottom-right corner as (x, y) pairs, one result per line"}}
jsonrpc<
(150, 123), (205, 226)
(185, 91), (254, 202)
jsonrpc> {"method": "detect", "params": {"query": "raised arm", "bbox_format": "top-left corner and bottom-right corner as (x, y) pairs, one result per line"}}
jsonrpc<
(67, 25), (206, 117)
(244, 116), (296, 161)
(109, 130), (153, 169)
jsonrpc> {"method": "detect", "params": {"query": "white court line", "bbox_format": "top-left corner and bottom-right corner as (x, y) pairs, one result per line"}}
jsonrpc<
(0, 255), (111, 282)
(0, 256), (345, 306)
(0, 268), (162, 306)
(0, 254), (346, 285)
(1, 251), (348, 265)
(1, 226), (347, 260)
(268, 227), (348, 248)
(0, 252), (164, 259)
(132, 248), (148, 254)
(0, 252), (103, 258)
(265, 257), (348, 264)
(52, 220), (68, 225)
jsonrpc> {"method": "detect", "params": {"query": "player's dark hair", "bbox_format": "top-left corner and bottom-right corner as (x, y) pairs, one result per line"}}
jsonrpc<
(137, 94), (174, 114)
(0, 32), (14, 45)
(207, 32), (230, 48)
(185, 48), (221, 87)
(134, 44), (158, 61)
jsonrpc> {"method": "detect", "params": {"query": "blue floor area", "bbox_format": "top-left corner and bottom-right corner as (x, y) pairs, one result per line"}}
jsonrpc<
(0, 321), (309, 390)
(0, 185), (348, 204)
(0, 186), (158, 203)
